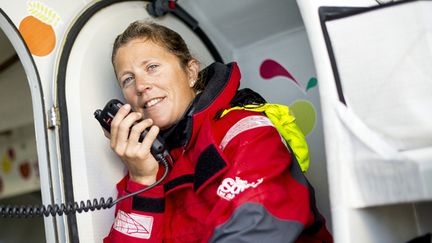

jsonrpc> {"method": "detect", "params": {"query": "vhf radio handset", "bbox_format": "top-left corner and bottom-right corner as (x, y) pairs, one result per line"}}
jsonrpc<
(0, 99), (170, 218)
(94, 99), (167, 157)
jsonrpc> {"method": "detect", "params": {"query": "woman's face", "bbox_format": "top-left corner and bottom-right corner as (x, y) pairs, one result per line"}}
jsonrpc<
(114, 38), (198, 130)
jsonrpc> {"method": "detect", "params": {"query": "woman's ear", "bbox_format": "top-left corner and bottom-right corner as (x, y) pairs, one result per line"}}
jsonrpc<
(187, 59), (200, 87)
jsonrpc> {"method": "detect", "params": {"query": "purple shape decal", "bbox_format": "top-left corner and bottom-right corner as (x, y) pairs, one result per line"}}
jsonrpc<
(260, 59), (303, 90)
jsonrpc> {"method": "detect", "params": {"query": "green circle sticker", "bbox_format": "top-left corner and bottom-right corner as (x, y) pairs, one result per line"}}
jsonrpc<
(290, 100), (316, 136)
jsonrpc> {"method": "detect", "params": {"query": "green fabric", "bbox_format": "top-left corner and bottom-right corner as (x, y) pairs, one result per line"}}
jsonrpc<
(221, 103), (310, 172)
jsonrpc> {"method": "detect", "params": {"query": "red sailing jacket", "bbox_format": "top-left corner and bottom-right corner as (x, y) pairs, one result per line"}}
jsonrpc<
(104, 62), (333, 243)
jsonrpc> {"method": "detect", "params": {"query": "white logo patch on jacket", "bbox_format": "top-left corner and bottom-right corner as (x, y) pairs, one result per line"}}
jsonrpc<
(113, 210), (153, 239)
(217, 176), (264, 200)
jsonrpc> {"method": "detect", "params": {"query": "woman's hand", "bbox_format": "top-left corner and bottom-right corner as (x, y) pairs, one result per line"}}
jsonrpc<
(109, 104), (160, 185)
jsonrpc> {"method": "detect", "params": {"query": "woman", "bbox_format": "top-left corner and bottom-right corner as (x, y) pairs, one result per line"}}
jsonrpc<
(104, 20), (332, 243)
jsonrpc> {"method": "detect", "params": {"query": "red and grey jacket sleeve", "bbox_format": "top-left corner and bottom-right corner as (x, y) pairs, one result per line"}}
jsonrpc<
(208, 113), (332, 243)
(103, 175), (165, 243)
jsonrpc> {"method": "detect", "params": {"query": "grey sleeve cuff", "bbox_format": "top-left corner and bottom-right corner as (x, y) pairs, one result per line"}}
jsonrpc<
(210, 203), (304, 243)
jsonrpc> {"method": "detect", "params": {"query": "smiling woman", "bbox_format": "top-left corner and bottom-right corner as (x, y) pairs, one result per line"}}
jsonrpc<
(102, 20), (332, 243)
(113, 38), (198, 130)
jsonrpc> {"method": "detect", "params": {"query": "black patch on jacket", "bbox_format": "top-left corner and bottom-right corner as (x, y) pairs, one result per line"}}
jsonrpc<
(132, 196), (165, 213)
(164, 174), (194, 192)
(194, 144), (227, 191)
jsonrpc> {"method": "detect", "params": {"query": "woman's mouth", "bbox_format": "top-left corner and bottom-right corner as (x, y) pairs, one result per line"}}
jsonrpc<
(144, 97), (164, 109)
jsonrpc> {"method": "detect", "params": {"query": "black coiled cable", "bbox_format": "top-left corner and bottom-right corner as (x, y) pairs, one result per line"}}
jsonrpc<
(0, 197), (114, 218)
(0, 154), (170, 218)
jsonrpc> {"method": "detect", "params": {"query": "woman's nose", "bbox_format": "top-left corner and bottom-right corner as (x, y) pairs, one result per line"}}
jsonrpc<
(135, 76), (152, 94)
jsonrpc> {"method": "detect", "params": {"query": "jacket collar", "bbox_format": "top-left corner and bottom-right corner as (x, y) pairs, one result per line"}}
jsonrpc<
(162, 62), (240, 151)
(188, 62), (240, 149)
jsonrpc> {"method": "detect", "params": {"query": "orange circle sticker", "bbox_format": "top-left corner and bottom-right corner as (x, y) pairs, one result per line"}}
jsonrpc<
(18, 1), (60, 57)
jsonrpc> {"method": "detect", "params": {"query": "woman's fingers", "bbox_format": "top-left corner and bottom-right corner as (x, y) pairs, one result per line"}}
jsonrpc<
(125, 119), (160, 159)
(122, 120), (160, 180)
(110, 104), (131, 147)
(106, 104), (160, 184)
(117, 112), (142, 143)
(111, 106), (143, 155)
(128, 118), (153, 146)
(139, 125), (160, 155)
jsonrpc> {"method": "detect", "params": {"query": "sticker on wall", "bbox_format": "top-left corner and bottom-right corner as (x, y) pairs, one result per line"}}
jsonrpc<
(19, 160), (31, 179)
(260, 59), (304, 91)
(289, 99), (316, 136)
(1, 148), (15, 174)
(259, 59), (317, 136)
(18, 1), (61, 57)
(0, 132), (40, 199)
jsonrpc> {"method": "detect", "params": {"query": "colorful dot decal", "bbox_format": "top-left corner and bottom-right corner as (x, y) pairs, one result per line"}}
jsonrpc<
(259, 59), (319, 135)
(290, 100), (317, 136)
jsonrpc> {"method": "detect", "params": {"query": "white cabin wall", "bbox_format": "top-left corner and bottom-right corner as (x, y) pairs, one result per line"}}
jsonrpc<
(180, 0), (305, 63)
(179, 0), (235, 62)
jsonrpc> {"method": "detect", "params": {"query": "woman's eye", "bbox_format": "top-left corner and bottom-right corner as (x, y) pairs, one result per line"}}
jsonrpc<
(122, 76), (134, 87)
(147, 64), (159, 72)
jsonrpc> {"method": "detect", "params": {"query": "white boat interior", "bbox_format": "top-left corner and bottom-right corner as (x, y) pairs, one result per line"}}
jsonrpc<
(0, 0), (431, 242)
